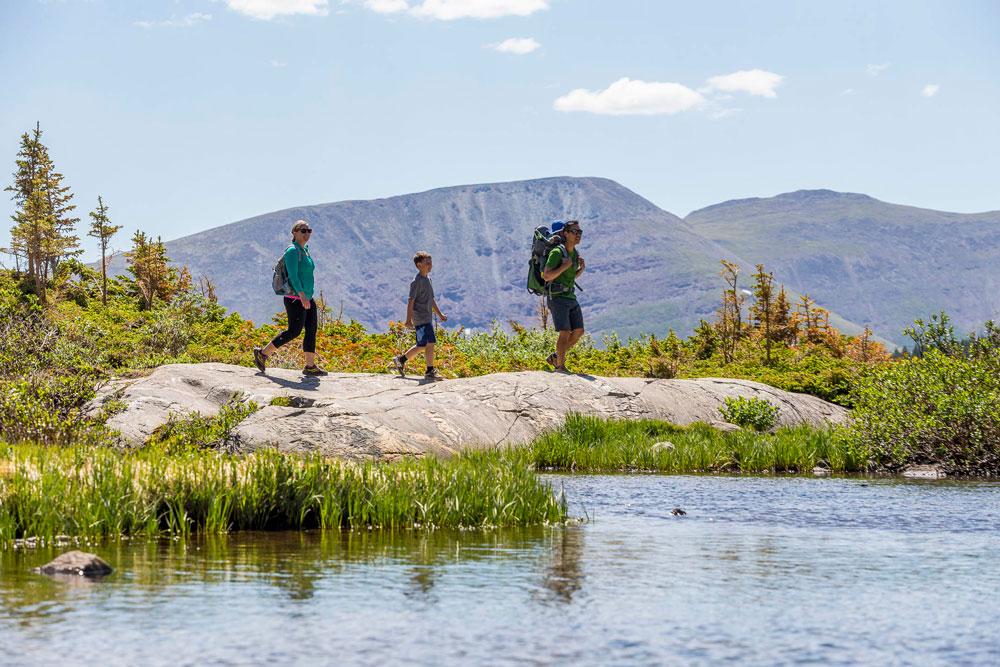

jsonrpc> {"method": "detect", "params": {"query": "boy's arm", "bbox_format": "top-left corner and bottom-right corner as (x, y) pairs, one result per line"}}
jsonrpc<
(405, 298), (415, 328)
(432, 300), (448, 321)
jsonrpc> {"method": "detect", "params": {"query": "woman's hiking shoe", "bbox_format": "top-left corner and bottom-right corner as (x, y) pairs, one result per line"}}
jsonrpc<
(545, 352), (558, 368)
(389, 355), (407, 376)
(253, 346), (267, 373)
(303, 364), (328, 376)
(424, 367), (444, 381)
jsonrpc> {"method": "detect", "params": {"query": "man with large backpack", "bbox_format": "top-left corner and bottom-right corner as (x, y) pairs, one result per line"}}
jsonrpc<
(540, 219), (586, 373)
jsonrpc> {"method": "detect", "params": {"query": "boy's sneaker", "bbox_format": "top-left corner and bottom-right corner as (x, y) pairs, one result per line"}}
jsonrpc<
(253, 346), (267, 373)
(303, 364), (329, 376)
(424, 367), (444, 381)
(545, 352), (558, 368)
(389, 355), (406, 376)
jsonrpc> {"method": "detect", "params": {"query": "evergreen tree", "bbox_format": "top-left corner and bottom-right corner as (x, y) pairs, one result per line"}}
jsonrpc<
(796, 294), (824, 344)
(773, 286), (795, 344)
(691, 318), (718, 360)
(87, 195), (123, 305)
(127, 231), (173, 309)
(847, 326), (889, 364)
(750, 264), (776, 365)
(4, 123), (80, 302)
(716, 260), (745, 364)
(42, 141), (81, 274)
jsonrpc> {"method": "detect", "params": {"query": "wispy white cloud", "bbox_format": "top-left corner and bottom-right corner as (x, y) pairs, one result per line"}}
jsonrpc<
(555, 68), (785, 117)
(270, 59), (288, 67)
(710, 108), (742, 120)
(221, 0), (328, 20)
(412, 0), (547, 19)
(490, 37), (540, 55)
(866, 62), (890, 77)
(358, 0), (548, 20)
(364, 0), (409, 13)
(841, 88), (855, 96)
(703, 69), (783, 98)
(921, 83), (940, 98)
(554, 78), (705, 116)
(133, 12), (212, 28)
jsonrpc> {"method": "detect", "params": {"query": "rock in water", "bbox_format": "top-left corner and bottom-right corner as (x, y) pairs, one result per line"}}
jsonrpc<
(902, 464), (947, 479)
(36, 551), (113, 577)
(671, 508), (687, 516)
(86, 363), (850, 460)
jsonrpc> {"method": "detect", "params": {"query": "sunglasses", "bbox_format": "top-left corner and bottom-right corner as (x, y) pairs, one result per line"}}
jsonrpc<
(566, 228), (582, 236)
(299, 228), (313, 234)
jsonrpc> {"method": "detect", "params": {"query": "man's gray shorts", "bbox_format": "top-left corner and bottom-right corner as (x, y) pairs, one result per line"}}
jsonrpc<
(548, 296), (584, 331)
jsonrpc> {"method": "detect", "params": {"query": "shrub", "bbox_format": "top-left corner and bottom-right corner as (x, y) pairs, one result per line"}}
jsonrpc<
(147, 397), (259, 451)
(719, 396), (779, 432)
(847, 327), (1000, 474)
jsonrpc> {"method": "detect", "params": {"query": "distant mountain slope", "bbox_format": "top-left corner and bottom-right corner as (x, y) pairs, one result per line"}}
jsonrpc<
(109, 177), (746, 339)
(685, 190), (1000, 340)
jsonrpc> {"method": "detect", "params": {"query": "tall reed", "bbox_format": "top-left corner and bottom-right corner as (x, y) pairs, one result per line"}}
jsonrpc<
(0, 443), (566, 547)
(523, 414), (865, 474)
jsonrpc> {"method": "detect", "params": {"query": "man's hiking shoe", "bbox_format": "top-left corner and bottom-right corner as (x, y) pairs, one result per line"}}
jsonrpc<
(253, 346), (267, 373)
(303, 365), (328, 376)
(389, 355), (406, 376)
(545, 352), (558, 368)
(553, 365), (572, 374)
(424, 367), (444, 382)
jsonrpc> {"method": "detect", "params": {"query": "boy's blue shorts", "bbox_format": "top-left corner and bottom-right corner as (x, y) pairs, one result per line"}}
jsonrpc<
(415, 322), (436, 347)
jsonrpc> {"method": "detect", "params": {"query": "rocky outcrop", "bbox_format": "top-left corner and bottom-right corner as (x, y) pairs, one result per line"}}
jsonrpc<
(36, 551), (113, 577)
(87, 363), (848, 460)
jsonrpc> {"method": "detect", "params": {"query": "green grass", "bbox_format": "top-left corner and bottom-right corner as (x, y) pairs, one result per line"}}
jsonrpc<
(0, 408), (880, 548)
(0, 443), (567, 547)
(519, 414), (867, 474)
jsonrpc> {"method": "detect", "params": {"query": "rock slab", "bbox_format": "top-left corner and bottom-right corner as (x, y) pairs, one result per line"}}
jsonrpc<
(36, 551), (113, 577)
(87, 363), (849, 460)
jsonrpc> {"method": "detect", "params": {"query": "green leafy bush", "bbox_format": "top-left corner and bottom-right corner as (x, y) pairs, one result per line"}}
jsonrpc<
(147, 397), (259, 452)
(719, 396), (779, 432)
(847, 321), (1000, 474)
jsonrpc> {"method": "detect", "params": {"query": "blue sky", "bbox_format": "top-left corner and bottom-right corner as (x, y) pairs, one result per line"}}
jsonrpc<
(2, 0), (999, 261)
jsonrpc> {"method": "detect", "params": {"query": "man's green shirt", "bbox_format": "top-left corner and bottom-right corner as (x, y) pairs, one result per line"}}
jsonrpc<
(544, 246), (578, 300)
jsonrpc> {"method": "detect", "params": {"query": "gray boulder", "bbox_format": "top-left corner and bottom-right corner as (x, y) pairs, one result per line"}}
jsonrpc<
(36, 551), (113, 577)
(902, 464), (947, 479)
(87, 363), (848, 460)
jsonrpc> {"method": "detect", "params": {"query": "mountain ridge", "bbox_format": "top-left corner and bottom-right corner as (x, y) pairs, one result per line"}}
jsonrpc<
(106, 178), (999, 344)
(685, 189), (1000, 340)
(108, 176), (747, 340)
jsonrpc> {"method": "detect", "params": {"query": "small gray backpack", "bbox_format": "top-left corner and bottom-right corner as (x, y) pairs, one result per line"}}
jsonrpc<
(271, 244), (304, 296)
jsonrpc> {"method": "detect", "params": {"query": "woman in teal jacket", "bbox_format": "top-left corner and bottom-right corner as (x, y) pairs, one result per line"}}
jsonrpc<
(254, 220), (327, 375)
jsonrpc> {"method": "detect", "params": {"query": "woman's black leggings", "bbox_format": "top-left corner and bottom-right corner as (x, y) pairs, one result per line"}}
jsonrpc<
(270, 297), (317, 353)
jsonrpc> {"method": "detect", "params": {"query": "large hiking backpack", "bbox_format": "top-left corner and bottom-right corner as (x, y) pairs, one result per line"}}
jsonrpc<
(272, 244), (304, 296)
(526, 225), (566, 295)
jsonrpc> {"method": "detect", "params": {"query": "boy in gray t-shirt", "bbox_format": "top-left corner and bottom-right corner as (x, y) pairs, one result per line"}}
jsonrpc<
(390, 251), (448, 380)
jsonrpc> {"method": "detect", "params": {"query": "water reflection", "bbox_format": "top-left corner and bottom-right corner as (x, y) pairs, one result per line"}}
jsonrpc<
(540, 525), (585, 604)
(2, 476), (998, 666)
(1, 526), (588, 623)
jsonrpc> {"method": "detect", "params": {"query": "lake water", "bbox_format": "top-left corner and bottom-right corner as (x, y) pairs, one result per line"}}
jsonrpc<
(2, 475), (999, 666)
